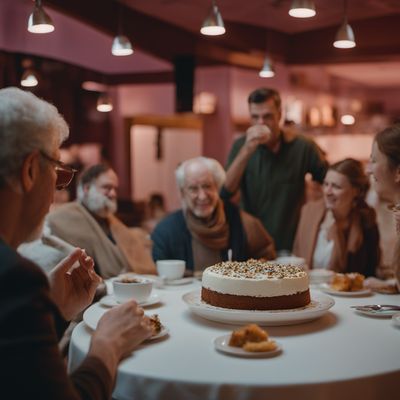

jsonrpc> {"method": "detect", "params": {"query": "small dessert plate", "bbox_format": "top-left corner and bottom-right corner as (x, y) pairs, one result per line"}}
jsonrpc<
(354, 308), (398, 318)
(214, 334), (282, 358)
(99, 293), (161, 308)
(392, 312), (400, 327)
(84, 303), (168, 340)
(148, 326), (169, 341)
(163, 277), (193, 286)
(319, 283), (371, 297)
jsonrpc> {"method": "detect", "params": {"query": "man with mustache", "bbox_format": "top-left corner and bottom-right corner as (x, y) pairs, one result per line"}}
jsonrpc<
(48, 164), (156, 278)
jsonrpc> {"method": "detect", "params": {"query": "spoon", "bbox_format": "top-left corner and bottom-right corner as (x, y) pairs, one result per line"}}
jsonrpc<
(351, 304), (400, 311)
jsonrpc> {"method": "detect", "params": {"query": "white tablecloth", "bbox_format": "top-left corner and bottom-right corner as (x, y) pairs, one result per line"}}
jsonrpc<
(69, 280), (400, 400)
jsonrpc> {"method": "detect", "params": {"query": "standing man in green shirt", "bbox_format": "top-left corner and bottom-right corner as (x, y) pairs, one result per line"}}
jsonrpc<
(223, 87), (328, 252)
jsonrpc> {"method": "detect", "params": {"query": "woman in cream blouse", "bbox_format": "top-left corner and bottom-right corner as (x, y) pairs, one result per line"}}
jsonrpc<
(293, 158), (380, 277)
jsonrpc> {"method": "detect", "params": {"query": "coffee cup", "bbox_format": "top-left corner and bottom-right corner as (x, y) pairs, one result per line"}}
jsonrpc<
(156, 259), (185, 281)
(112, 276), (153, 303)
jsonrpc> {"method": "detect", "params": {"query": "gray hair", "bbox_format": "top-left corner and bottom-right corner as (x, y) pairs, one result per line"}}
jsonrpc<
(0, 87), (69, 187)
(175, 157), (226, 190)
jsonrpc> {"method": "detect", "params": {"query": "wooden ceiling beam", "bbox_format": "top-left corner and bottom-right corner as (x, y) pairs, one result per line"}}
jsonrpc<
(45, 0), (267, 69)
(45, 1), (400, 74)
(287, 14), (400, 65)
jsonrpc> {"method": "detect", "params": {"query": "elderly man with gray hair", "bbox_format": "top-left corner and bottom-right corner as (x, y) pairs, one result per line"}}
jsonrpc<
(0, 88), (152, 400)
(152, 157), (276, 271)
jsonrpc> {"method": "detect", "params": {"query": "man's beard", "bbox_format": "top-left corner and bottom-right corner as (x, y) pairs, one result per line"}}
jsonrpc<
(83, 185), (117, 217)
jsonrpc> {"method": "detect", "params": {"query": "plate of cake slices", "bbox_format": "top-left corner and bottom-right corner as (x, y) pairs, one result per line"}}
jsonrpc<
(214, 324), (282, 358)
(183, 290), (334, 326)
(319, 283), (371, 297)
(319, 273), (372, 297)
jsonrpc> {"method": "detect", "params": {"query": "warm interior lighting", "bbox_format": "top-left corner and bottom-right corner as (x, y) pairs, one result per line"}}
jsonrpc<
(259, 56), (275, 78)
(288, 0), (316, 18)
(21, 70), (38, 87)
(111, 35), (134, 56)
(81, 81), (108, 92)
(333, 20), (356, 48)
(201, 1), (225, 36)
(28, 0), (55, 34)
(193, 92), (217, 114)
(97, 93), (113, 112)
(341, 114), (355, 125)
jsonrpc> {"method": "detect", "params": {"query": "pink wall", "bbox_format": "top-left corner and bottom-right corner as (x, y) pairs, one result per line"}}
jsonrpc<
(195, 66), (233, 165)
(230, 62), (292, 121)
(118, 84), (175, 116)
(113, 64), (400, 199)
(131, 125), (202, 211)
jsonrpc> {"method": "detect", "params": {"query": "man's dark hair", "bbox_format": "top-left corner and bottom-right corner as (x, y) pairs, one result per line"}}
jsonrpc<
(79, 163), (112, 187)
(248, 87), (281, 110)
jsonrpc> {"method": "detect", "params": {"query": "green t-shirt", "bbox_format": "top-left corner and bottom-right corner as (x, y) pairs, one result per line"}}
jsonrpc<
(225, 133), (327, 251)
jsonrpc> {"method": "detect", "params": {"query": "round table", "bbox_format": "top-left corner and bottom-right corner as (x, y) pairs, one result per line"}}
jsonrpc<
(69, 280), (400, 400)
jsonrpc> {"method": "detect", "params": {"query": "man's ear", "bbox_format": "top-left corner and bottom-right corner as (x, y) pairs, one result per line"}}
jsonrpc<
(20, 152), (40, 193)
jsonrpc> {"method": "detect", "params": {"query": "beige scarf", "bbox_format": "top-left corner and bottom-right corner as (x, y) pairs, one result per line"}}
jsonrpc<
(185, 199), (229, 250)
(185, 200), (230, 271)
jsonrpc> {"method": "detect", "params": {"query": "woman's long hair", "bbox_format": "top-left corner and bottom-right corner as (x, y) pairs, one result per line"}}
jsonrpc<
(375, 124), (400, 284)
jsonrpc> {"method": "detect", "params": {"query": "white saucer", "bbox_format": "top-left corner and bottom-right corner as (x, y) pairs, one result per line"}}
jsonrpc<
(319, 283), (372, 297)
(99, 293), (161, 308)
(214, 334), (282, 358)
(163, 277), (193, 286)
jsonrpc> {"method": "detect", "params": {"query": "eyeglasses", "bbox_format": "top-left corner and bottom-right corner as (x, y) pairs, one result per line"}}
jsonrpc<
(184, 183), (216, 197)
(39, 151), (78, 190)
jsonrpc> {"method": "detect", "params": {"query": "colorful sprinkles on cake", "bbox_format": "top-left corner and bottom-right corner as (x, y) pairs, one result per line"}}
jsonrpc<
(207, 260), (306, 280)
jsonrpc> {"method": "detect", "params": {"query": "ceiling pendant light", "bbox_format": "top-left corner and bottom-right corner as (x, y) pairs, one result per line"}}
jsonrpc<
(28, 0), (55, 34)
(259, 55), (275, 78)
(333, 19), (356, 48)
(289, 0), (316, 18)
(201, 0), (225, 36)
(112, 35), (134, 56)
(21, 70), (39, 87)
(111, 3), (133, 56)
(97, 93), (113, 112)
(334, 0), (356, 48)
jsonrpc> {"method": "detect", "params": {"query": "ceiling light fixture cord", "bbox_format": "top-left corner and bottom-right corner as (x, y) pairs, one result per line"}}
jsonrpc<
(111, 1), (133, 56)
(333, 0), (356, 49)
(259, 4), (275, 78)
